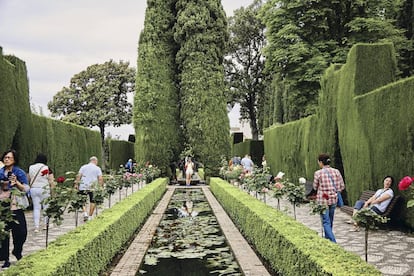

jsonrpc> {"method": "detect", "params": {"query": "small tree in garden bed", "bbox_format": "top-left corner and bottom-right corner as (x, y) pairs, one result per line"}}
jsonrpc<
(246, 166), (272, 202)
(0, 198), (13, 242)
(309, 200), (328, 237)
(91, 182), (107, 216)
(283, 179), (306, 220)
(104, 173), (121, 208)
(272, 172), (285, 210)
(353, 208), (388, 262)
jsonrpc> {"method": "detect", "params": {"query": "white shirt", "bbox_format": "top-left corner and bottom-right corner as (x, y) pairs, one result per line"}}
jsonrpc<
(29, 163), (50, 189)
(78, 162), (102, 191)
(373, 188), (394, 213)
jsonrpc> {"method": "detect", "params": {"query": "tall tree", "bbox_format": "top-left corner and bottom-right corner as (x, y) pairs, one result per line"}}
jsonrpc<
(260, 0), (409, 123)
(225, 0), (268, 140)
(397, 0), (414, 77)
(135, 0), (182, 172)
(174, 0), (231, 174)
(48, 60), (135, 168)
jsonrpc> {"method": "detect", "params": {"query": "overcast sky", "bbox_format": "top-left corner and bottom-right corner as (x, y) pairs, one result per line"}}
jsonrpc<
(0, 0), (253, 139)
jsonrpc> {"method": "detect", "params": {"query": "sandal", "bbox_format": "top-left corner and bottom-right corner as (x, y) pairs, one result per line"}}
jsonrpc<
(350, 226), (360, 232)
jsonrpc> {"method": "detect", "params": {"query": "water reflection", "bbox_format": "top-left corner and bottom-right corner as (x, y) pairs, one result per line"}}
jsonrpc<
(138, 188), (241, 276)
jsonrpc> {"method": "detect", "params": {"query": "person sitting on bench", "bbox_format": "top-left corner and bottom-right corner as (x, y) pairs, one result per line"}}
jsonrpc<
(349, 175), (394, 231)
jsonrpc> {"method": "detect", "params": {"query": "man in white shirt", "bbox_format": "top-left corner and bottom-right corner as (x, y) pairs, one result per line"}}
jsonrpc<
(241, 154), (254, 173)
(75, 156), (104, 221)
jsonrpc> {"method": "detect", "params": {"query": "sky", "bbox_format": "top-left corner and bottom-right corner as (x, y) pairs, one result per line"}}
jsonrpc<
(0, 0), (253, 140)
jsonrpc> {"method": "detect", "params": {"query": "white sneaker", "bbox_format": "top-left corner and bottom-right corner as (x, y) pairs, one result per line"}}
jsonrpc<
(34, 227), (39, 233)
(87, 216), (93, 221)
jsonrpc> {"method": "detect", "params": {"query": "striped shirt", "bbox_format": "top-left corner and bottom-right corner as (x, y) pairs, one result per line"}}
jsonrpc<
(313, 166), (345, 206)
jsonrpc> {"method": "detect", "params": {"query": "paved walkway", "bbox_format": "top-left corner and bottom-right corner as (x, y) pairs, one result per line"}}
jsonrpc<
(2, 182), (414, 275)
(0, 183), (145, 273)
(259, 192), (414, 276)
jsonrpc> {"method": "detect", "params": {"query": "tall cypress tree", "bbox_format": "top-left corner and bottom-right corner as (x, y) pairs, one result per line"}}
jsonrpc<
(135, 0), (181, 171)
(174, 0), (231, 175)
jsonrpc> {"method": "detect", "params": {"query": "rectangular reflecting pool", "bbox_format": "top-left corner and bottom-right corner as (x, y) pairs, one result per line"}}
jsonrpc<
(138, 188), (242, 275)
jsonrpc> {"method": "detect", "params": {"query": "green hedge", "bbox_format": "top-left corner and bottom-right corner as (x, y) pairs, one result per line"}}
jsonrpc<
(210, 178), (380, 276)
(264, 43), (414, 227)
(233, 140), (264, 167)
(3, 178), (167, 276)
(0, 49), (133, 176)
(109, 140), (135, 171)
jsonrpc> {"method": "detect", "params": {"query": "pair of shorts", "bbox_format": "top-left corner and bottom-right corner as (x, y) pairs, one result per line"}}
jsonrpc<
(78, 190), (95, 203)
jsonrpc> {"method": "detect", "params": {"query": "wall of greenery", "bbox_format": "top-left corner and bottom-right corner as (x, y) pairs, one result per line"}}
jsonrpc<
(108, 140), (135, 172)
(210, 178), (380, 275)
(0, 49), (131, 176)
(264, 43), (414, 228)
(134, 0), (182, 173)
(2, 178), (167, 276)
(232, 140), (264, 167)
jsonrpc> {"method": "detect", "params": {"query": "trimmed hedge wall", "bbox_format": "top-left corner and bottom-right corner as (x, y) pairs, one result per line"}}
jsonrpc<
(2, 178), (167, 276)
(0, 49), (132, 176)
(264, 43), (414, 227)
(109, 140), (134, 171)
(232, 140), (264, 167)
(210, 178), (380, 276)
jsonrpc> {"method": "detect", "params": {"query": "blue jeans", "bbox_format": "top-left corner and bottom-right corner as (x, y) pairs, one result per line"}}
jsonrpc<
(320, 204), (336, 242)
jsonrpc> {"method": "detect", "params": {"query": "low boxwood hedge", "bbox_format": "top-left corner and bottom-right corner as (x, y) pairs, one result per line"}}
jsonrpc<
(3, 178), (167, 276)
(210, 178), (380, 276)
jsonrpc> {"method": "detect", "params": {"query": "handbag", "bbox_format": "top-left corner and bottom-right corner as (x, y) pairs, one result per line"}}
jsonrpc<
(323, 168), (344, 207)
(16, 193), (30, 209)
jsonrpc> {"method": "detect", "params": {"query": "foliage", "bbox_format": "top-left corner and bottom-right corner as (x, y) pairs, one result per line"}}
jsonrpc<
(246, 166), (272, 194)
(225, 0), (269, 139)
(263, 44), (414, 229)
(209, 178), (381, 275)
(174, 0), (231, 175)
(135, 0), (182, 172)
(308, 200), (328, 216)
(48, 60), (135, 167)
(353, 208), (389, 262)
(2, 178), (168, 276)
(260, 0), (410, 123)
(353, 208), (389, 230)
(283, 180), (306, 206)
(0, 198), (13, 242)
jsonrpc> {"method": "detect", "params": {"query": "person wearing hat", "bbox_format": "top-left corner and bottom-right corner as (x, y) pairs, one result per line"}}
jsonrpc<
(74, 156), (104, 221)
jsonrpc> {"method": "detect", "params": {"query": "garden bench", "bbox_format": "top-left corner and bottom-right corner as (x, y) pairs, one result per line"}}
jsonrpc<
(340, 190), (401, 220)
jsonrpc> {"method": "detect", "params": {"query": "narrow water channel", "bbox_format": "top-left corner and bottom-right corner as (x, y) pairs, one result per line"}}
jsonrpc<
(138, 188), (242, 275)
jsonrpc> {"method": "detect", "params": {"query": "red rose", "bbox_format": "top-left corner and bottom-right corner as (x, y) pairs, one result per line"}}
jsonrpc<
(57, 176), (65, 183)
(399, 176), (414, 191)
(41, 169), (49, 176)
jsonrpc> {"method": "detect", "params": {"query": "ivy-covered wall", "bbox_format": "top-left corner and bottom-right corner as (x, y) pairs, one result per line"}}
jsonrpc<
(264, 43), (414, 228)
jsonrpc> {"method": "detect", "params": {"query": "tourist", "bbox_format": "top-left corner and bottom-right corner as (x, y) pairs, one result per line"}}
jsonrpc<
(28, 153), (55, 233)
(185, 157), (194, 186)
(241, 154), (254, 173)
(124, 158), (133, 173)
(313, 153), (345, 242)
(0, 150), (30, 268)
(74, 156), (104, 221)
(348, 176), (394, 231)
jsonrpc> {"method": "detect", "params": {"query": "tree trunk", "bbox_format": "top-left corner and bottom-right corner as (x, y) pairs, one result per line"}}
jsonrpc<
(99, 123), (106, 171)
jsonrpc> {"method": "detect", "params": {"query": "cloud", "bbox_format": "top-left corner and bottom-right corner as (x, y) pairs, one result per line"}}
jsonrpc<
(0, 0), (252, 139)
